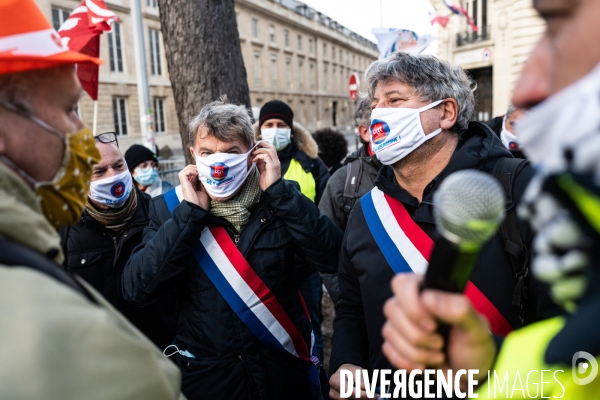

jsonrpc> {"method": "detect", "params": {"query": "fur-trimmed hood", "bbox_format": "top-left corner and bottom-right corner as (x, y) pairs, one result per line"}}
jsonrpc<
(253, 121), (319, 159)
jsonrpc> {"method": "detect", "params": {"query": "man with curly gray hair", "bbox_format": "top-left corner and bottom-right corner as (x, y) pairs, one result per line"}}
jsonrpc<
(329, 52), (554, 398)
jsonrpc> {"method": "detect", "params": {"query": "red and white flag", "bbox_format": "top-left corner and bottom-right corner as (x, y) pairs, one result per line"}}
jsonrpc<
(58, 0), (119, 100)
(442, 0), (478, 32)
(429, 12), (450, 28)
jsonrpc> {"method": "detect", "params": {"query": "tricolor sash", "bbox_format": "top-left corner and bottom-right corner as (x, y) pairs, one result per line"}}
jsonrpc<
(163, 187), (322, 397)
(362, 187), (513, 337)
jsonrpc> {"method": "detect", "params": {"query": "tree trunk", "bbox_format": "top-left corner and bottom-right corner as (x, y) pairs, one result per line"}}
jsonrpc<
(158, 0), (251, 164)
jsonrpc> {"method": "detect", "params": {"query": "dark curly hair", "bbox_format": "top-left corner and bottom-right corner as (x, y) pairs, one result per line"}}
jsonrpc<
(312, 128), (349, 169)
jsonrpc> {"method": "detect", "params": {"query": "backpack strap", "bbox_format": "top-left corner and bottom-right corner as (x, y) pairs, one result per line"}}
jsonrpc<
(0, 236), (97, 304)
(342, 158), (364, 216)
(491, 157), (530, 326)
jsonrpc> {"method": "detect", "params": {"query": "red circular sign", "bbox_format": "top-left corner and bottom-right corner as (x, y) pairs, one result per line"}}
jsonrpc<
(349, 73), (359, 101)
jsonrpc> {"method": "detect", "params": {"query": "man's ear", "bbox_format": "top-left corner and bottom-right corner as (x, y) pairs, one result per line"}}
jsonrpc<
(189, 146), (196, 159)
(439, 99), (459, 131)
(358, 124), (371, 143)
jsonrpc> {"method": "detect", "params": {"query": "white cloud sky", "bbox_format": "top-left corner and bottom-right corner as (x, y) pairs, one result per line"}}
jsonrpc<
(299, 0), (437, 42)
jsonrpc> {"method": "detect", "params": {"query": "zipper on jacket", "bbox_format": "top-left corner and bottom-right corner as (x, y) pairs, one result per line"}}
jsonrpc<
(234, 234), (240, 245)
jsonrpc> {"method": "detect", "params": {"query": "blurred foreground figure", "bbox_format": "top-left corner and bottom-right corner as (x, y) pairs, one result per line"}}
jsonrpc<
(60, 135), (176, 349)
(0, 1), (183, 399)
(123, 99), (342, 399)
(382, 0), (600, 398)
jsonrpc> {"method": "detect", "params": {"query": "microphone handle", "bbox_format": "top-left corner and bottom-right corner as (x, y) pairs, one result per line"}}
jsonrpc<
(421, 234), (480, 355)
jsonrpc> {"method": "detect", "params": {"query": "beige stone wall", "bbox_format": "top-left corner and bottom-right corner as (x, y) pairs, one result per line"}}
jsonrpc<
(36, 0), (378, 155)
(236, 0), (378, 133)
(431, 0), (544, 116)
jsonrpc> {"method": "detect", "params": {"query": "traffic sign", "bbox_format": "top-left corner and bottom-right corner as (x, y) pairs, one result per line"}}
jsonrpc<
(349, 73), (359, 101)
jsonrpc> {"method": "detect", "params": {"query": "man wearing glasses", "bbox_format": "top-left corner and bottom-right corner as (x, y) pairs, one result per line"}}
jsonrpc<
(59, 132), (177, 350)
(125, 143), (174, 197)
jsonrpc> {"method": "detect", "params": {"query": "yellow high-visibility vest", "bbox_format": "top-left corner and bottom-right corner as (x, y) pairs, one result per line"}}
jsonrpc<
(283, 158), (316, 202)
(478, 316), (600, 399)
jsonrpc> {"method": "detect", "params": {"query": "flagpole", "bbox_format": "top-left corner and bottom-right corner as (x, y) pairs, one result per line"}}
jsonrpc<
(93, 100), (98, 135)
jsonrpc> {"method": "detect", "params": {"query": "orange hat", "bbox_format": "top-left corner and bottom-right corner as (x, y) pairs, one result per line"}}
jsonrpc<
(0, 0), (102, 75)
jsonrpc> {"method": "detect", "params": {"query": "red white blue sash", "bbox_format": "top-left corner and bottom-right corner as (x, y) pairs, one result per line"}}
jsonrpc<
(163, 186), (319, 366)
(362, 187), (513, 336)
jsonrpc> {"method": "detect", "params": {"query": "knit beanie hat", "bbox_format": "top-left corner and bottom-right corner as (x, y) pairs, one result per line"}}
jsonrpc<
(259, 100), (294, 129)
(124, 144), (157, 172)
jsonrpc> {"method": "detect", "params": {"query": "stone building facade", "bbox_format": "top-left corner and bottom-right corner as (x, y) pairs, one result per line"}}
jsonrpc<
(431, 0), (545, 120)
(35, 0), (377, 156)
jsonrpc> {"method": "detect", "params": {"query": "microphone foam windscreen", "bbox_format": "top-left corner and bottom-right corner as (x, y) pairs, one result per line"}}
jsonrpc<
(433, 169), (506, 245)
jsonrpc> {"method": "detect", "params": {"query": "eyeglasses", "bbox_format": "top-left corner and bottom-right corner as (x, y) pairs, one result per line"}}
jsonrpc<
(95, 132), (119, 147)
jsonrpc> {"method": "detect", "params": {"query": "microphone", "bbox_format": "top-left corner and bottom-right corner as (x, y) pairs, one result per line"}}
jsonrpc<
(423, 169), (506, 294)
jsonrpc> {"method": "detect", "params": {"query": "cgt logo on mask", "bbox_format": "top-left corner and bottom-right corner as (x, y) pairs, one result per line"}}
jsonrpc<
(110, 182), (126, 198)
(208, 162), (234, 187)
(370, 119), (391, 145)
(210, 162), (229, 181)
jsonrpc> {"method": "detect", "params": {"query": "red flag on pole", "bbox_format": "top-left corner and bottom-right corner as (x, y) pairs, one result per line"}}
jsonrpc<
(429, 12), (450, 28)
(58, 0), (119, 101)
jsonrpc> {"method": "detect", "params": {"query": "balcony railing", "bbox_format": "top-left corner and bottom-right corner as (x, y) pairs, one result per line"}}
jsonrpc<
(456, 25), (491, 47)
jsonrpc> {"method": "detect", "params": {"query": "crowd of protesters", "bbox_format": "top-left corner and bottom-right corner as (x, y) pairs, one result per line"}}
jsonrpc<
(2, 0), (600, 399)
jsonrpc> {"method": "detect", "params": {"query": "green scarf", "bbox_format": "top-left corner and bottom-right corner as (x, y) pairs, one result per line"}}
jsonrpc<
(86, 189), (139, 233)
(210, 167), (261, 232)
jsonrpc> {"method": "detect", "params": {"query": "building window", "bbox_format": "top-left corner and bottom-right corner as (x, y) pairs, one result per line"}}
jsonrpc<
(323, 43), (327, 57)
(270, 56), (277, 88)
(285, 58), (291, 89)
(333, 66), (337, 92)
(112, 97), (128, 136)
(153, 98), (165, 133)
(297, 35), (302, 51)
(284, 30), (289, 47)
(308, 38), (313, 54)
(149, 28), (162, 76)
(298, 61), (304, 90)
(251, 18), (258, 38)
(108, 22), (124, 72)
(51, 7), (70, 31)
(269, 25), (275, 43)
(323, 63), (328, 91)
(332, 46), (335, 60)
(309, 63), (315, 90)
(253, 52), (261, 86)
(147, 0), (157, 7)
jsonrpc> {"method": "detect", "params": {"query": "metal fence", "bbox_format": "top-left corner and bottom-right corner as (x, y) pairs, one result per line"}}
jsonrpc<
(158, 157), (186, 187)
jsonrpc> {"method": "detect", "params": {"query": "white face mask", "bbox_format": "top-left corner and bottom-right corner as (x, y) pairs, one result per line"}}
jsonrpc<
(89, 169), (133, 208)
(500, 117), (520, 151)
(369, 100), (443, 165)
(195, 144), (257, 198)
(260, 127), (291, 151)
(518, 61), (600, 174)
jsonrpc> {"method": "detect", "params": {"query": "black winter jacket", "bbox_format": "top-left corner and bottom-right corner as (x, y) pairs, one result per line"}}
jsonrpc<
(330, 122), (561, 376)
(318, 144), (382, 303)
(59, 188), (177, 349)
(122, 178), (342, 400)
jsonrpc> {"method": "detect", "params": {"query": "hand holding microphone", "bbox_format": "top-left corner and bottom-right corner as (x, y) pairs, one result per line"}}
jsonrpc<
(382, 170), (502, 381)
